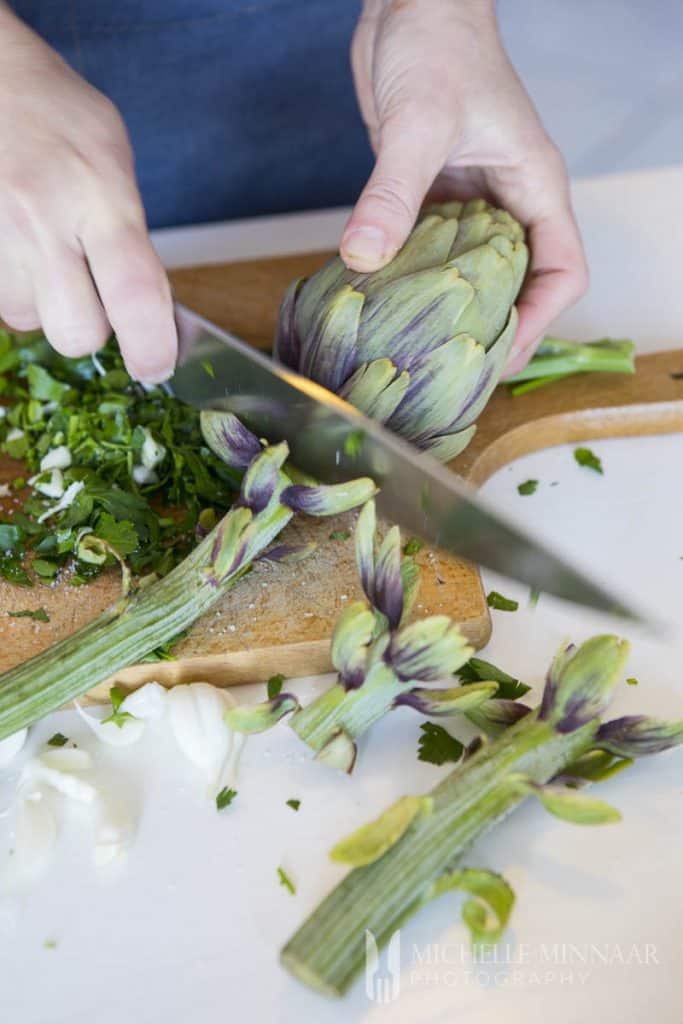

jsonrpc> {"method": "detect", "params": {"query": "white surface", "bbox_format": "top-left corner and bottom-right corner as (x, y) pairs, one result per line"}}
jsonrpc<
(3, 167), (683, 1022)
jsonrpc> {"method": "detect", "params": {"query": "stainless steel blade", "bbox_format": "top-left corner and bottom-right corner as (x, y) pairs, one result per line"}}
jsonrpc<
(169, 302), (640, 620)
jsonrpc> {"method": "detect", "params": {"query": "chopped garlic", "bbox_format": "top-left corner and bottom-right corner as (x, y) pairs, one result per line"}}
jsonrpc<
(5, 427), (23, 442)
(40, 446), (72, 472)
(0, 728), (28, 768)
(37, 480), (84, 524)
(0, 483), (10, 498)
(132, 464), (159, 485)
(120, 682), (168, 721)
(140, 428), (167, 470)
(29, 468), (64, 499)
(95, 797), (135, 868)
(74, 701), (146, 747)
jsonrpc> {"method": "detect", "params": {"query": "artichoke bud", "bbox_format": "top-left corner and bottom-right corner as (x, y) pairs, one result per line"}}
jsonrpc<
(394, 681), (498, 716)
(596, 715), (683, 757)
(466, 697), (533, 738)
(238, 441), (289, 513)
(275, 199), (528, 460)
(330, 602), (376, 688)
(281, 476), (377, 516)
(539, 636), (630, 733)
(388, 616), (473, 682)
(209, 506), (253, 581)
(225, 692), (300, 734)
(314, 728), (357, 774)
(200, 410), (262, 470)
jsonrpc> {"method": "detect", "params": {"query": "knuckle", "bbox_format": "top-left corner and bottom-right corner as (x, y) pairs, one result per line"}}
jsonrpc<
(44, 319), (109, 357)
(363, 177), (417, 226)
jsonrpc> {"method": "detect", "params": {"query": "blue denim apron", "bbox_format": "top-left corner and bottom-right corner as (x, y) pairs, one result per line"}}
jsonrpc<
(10, 1), (372, 228)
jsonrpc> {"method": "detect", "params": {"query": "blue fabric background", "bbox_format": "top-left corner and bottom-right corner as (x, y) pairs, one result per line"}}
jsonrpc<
(10, 1), (372, 228)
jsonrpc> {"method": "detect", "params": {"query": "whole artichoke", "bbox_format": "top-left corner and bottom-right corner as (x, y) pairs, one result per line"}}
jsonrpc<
(274, 199), (528, 461)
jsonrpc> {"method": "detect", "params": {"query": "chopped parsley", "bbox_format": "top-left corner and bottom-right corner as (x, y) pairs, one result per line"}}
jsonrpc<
(216, 787), (237, 811)
(43, 938), (58, 950)
(267, 673), (285, 700)
(417, 722), (464, 766)
(626, 677), (639, 686)
(47, 732), (69, 747)
(517, 479), (538, 496)
(277, 866), (296, 895)
(0, 331), (240, 587)
(328, 530), (350, 541)
(574, 446), (603, 474)
(457, 657), (531, 700)
(343, 430), (365, 458)
(201, 359), (216, 379)
(403, 536), (423, 556)
(101, 684), (135, 729)
(486, 590), (519, 612)
(529, 587), (541, 608)
(8, 607), (49, 622)
(286, 798), (301, 812)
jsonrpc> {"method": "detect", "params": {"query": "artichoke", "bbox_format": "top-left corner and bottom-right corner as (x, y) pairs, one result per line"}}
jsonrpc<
(275, 199), (528, 462)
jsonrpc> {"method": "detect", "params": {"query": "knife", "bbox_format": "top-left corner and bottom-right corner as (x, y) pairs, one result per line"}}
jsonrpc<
(169, 302), (639, 620)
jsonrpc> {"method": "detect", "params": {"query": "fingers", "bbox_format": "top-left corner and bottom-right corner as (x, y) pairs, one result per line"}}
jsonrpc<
(83, 220), (177, 383)
(340, 108), (449, 273)
(31, 246), (110, 357)
(503, 205), (588, 377)
(0, 257), (39, 331)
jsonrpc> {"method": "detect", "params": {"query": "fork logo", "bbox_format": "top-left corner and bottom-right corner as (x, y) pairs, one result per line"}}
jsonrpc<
(365, 929), (401, 1004)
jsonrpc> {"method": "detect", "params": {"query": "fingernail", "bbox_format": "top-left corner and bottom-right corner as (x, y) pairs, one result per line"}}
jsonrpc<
(341, 226), (388, 268)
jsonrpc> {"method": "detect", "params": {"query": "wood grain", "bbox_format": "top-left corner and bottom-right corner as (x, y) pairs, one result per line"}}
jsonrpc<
(1, 250), (681, 695)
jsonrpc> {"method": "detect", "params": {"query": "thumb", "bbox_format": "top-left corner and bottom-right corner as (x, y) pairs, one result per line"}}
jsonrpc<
(340, 109), (448, 273)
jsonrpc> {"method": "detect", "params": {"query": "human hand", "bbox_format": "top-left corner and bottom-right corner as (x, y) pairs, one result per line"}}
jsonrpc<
(0, 7), (176, 382)
(342, 0), (587, 374)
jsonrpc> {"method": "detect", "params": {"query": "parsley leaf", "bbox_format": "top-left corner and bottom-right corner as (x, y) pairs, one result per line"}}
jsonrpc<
(517, 479), (538, 496)
(487, 590), (519, 612)
(277, 866), (296, 895)
(94, 513), (139, 557)
(457, 657), (531, 700)
(574, 447), (603, 474)
(286, 798), (301, 812)
(403, 537), (423, 556)
(47, 732), (69, 747)
(101, 684), (135, 729)
(329, 530), (350, 541)
(8, 606), (49, 622)
(626, 677), (639, 686)
(343, 430), (365, 458)
(267, 673), (285, 700)
(417, 722), (464, 766)
(216, 787), (237, 811)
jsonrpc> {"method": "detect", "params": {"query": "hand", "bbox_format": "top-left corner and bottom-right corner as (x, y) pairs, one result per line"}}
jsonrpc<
(0, 7), (176, 382)
(342, 0), (588, 374)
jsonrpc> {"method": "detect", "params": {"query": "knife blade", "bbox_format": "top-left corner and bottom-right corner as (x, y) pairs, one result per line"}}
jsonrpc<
(169, 302), (639, 620)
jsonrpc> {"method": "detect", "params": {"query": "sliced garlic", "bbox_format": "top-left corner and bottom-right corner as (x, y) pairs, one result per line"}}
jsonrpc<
(24, 752), (98, 804)
(40, 446), (72, 472)
(94, 797), (135, 868)
(132, 464), (159, 485)
(120, 682), (168, 721)
(29, 468), (64, 499)
(74, 701), (146, 747)
(37, 480), (84, 524)
(0, 790), (58, 893)
(168, 683), (239, 792)
(0, 729), (28, 769)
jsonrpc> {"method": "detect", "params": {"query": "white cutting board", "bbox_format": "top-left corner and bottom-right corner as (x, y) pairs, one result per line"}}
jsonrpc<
(2, 167), (683, 1024)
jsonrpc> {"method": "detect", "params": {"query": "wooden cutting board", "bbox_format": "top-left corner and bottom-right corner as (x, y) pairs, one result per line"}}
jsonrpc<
(1, 252), (682, 696)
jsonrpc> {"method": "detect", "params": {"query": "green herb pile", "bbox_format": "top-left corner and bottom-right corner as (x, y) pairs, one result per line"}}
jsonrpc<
(0, 330), (240, 587)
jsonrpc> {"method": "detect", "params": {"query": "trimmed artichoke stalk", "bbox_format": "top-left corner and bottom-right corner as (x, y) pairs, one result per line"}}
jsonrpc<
(506, 336), (636, 391)
(250, 499), (494, 771)
(0, 411), (375, 742)
(281, 635), (683, 997)
(275, 199), (528, 461)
